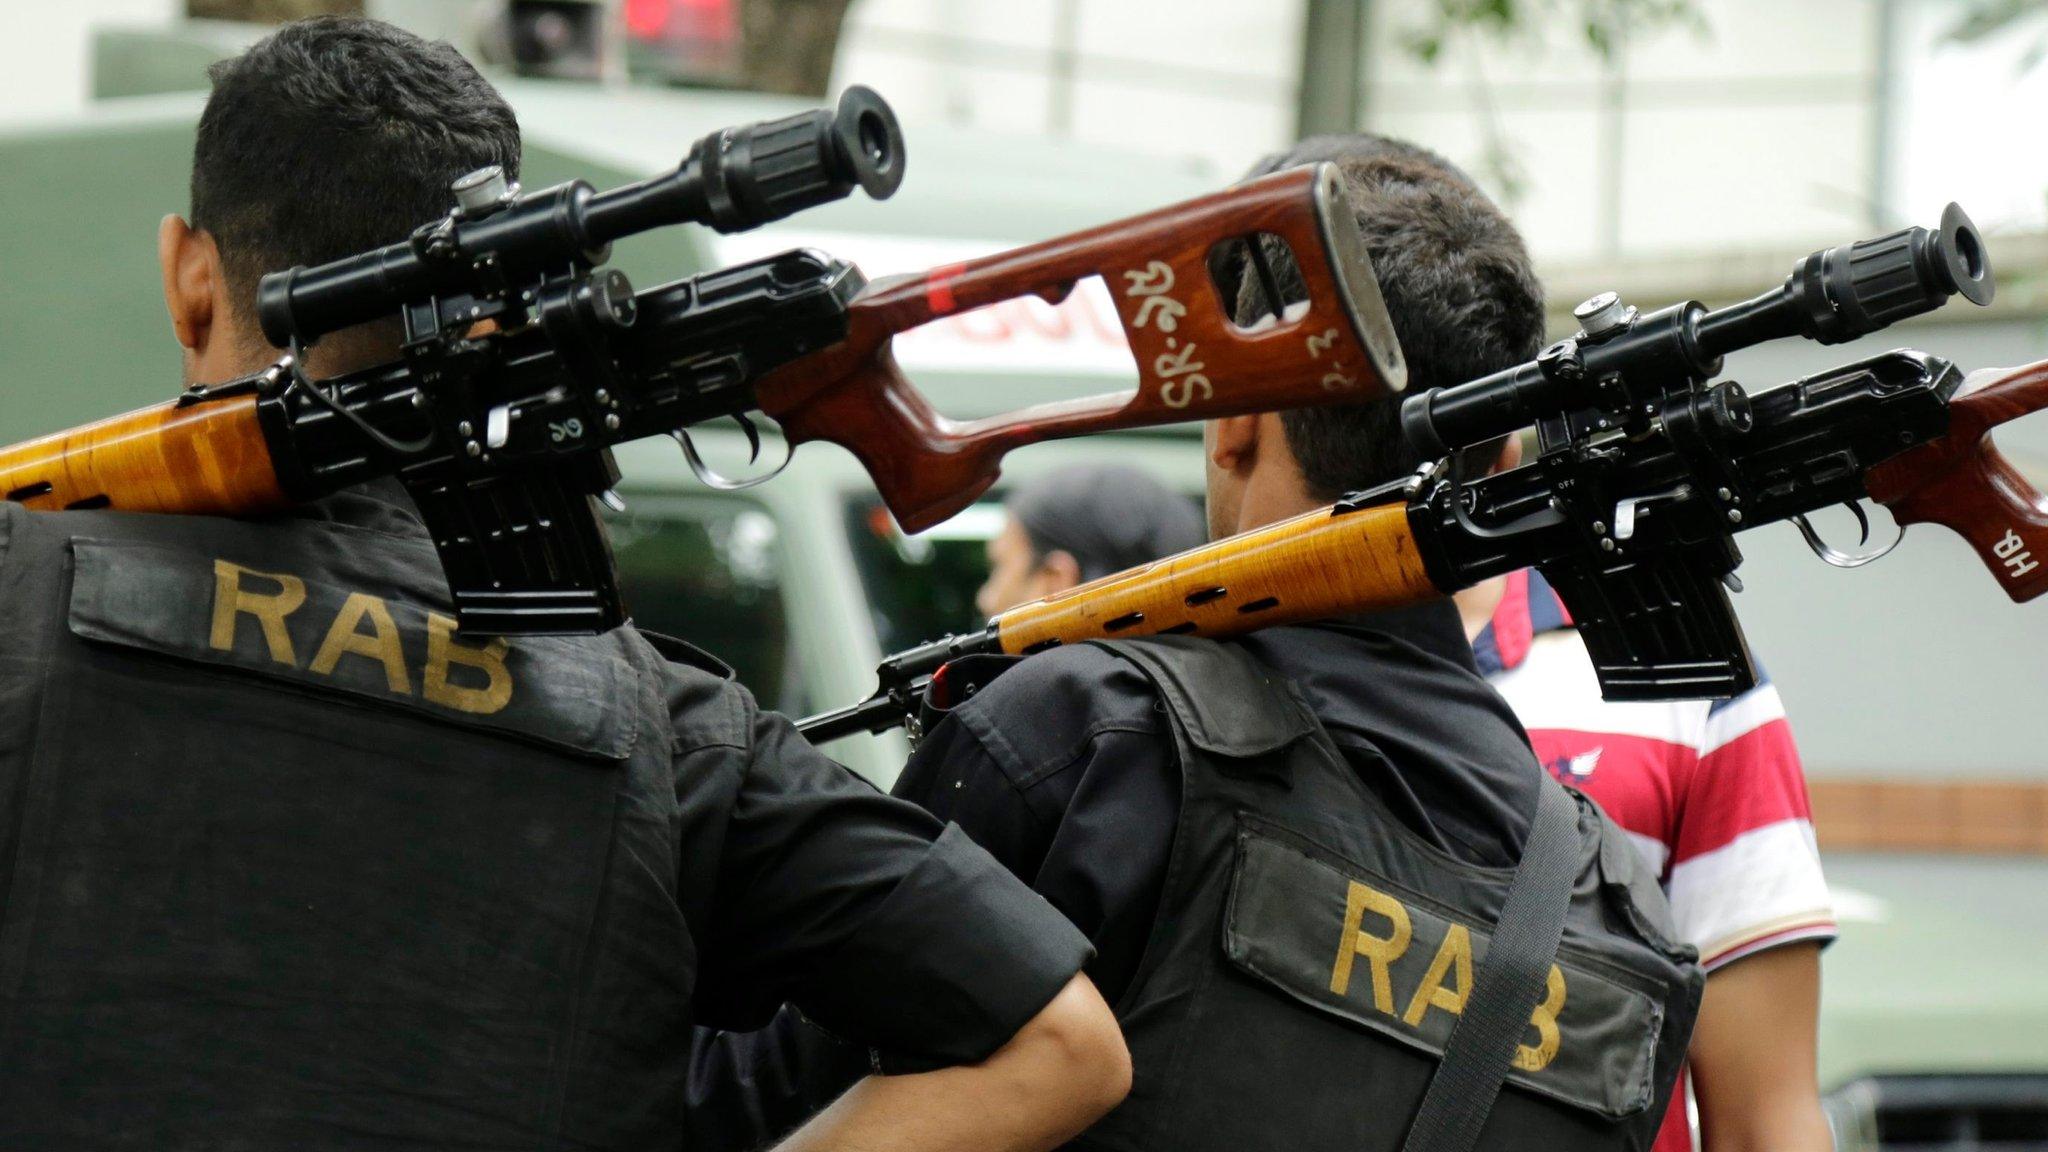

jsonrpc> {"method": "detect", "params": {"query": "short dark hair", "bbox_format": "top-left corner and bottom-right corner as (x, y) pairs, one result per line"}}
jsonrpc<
(191, 17), (522, 330)
(1238, 134), (1545, 499)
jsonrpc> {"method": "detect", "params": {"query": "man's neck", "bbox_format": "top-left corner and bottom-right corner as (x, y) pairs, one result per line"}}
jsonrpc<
(1227, 469), (1510, 644)
(1224, 460), (1323, 538)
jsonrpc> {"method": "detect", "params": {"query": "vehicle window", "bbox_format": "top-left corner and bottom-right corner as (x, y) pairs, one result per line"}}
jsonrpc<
(844, 496), (1006, 654)
(605, 495), (806, 714)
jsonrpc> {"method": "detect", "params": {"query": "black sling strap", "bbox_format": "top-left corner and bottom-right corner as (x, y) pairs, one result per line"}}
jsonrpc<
(1400, 778), (1584, 1152)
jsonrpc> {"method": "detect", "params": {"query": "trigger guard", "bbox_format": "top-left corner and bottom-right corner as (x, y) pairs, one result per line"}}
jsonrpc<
(673, 428), (793, 491)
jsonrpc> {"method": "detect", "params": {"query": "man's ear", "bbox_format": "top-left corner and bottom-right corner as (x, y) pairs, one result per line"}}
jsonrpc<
(1039, 548), (1083, 593)
(158, 214), (218, 354)
(1207, 413), (1261, 476)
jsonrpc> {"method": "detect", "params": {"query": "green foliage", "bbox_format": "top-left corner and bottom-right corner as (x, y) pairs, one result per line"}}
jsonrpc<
(1394, 0), (1708, 206)
(1399, 0), (1707, 65)
(1944, 0), (2048, 74)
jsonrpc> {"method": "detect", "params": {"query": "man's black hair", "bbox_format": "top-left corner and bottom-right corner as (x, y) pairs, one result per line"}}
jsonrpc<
(1237, 133), (1545, 499)
(191, 17), (522, 330)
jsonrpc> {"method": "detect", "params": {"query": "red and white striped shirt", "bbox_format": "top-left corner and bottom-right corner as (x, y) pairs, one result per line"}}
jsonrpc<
(1475, 569), (1835, 1152)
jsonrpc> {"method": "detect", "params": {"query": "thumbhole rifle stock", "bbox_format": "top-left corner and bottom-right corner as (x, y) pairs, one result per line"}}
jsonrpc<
(1866, 359), (2048, 602)
(755, 164), (1406, 532)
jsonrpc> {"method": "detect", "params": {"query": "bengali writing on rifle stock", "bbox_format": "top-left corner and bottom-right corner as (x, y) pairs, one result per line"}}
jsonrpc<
(754, 163), (1407, 534)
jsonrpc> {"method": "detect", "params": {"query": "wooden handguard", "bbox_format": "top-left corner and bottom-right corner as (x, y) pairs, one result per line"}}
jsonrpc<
(0, 395), (287, 517)
(754, 164), (1406, 533)
(992, 497), (1440, 655)
(1867, 358), (2048, 602)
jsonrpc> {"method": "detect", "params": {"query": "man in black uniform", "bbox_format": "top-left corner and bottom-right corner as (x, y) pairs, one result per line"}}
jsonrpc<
(0, 18), (1131, 1151)
(692, 135), (1702, 1151)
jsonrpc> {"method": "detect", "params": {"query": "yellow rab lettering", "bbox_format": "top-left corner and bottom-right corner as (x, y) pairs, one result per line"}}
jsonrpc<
(310, 592), (413, 695)
(1330, 879), (1412, 1014)
(210, 559), (307, 667)
(1512, 964), (1569, 1072)
(424, 613), (514, 715)
(1401, 923), (1472, 1027)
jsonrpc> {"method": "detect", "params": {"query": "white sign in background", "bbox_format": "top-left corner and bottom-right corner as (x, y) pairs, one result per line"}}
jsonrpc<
(711, 230), (1140, 379)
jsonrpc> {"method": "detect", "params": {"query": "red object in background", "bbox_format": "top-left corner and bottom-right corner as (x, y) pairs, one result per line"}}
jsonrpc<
(626, 0), (738, 43)
(624, 0), (670, 37)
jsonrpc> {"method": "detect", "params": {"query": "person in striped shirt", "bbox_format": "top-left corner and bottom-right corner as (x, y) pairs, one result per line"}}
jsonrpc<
(1460, 561), (1837, 1152)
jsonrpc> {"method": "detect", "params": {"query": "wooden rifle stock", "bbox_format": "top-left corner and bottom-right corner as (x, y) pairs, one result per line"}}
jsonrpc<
(0, 394), (287, 517)
(755, 165), (1405, 532)
(990, 496), (1440, 654)
(1866, 357), (2048, 602)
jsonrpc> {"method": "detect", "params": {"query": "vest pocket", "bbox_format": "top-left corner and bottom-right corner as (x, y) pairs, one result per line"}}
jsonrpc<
(1219, 820), (1662, 1122)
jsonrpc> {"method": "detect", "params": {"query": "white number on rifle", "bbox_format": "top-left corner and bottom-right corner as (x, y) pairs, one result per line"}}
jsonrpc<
(1306, 327), (1357, 391)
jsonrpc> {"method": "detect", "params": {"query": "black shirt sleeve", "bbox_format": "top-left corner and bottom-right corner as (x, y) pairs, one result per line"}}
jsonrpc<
(892, 647), (1181, 1006)
(681, 649), (1179, 1151)
(678, 685), (1093, 1063)
(685, 1005), (871, 1151)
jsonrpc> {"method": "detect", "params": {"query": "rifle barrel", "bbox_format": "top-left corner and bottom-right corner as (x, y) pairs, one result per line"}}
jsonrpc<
(799, 693), (921, 745)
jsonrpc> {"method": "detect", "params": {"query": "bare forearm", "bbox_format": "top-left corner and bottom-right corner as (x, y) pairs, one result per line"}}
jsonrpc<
(775, 974), (1130, 1152)
(1691, 943), (1831, 1152)
(1699, 1095), (1832, 1152)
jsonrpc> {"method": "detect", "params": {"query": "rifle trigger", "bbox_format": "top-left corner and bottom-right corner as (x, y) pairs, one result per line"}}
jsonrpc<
(1847, 498), (1872, 546)
(673, 427), (793, 492)
(733, 413), (764, 464)
(1791, 503), (1904, 569)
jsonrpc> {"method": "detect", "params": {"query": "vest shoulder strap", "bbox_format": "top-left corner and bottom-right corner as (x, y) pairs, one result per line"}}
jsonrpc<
(1401, 777), (1585, 1152)
(1087, 636), (1319, 758)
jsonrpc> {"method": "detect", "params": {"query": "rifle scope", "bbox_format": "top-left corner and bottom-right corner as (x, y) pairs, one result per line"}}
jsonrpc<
(1400, 203), (1995, 458)
(257, 85), (904, 349)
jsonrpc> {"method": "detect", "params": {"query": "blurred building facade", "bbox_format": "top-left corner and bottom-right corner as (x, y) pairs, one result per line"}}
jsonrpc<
(831, 0), (2046, 263)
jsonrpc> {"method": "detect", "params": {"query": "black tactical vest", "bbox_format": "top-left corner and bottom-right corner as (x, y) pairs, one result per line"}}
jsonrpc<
(1074, 637), (1703, 1152)
(0, 497), (735, 1150)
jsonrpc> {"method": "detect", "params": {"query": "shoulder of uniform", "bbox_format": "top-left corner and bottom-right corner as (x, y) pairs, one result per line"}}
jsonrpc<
(631, 626), (752, 752)
(947, 641), (1164, 775)
(971, 641), (1156, 715)
(636, 627), (738, 681)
